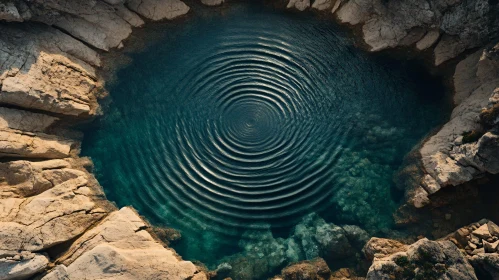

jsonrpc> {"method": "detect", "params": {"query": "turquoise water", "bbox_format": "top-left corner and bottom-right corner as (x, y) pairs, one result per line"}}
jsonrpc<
(82, 2), (450, 270)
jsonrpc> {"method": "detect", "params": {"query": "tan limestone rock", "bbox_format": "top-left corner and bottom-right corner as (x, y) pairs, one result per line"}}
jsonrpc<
(473, 224), (492, 239)
(0, 108), (74, 159)
(0, 24), (100, 116)
(0, 160), (107, 252)
(127, 0), (190, 21)
(28, 0), (136, 51)
(43, 207), (199, 280)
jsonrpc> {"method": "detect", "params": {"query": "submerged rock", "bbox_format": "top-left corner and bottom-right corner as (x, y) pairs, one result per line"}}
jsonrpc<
(201, 0), (225, 6)
(271, 258), (364, 280)
(223, 214), (369, 280)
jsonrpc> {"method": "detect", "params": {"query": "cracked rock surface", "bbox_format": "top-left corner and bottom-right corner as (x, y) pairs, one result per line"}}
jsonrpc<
(0, 1), (197, 279)
(0, 0), (497, 279)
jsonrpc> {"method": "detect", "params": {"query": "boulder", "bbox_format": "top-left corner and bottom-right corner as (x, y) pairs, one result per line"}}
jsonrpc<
(27, 0), (138, 51)
(127, 0), (190, 20)
(0, 252), (49, 280)
(333, 0), (498, 63)
(0, 159), (107, 252)
(418, 42), (499, 201)
(278, 258), (332, 280)
(43, 207), (200, 280)
(287, 0), (310, 11)
(473, 224), (492, 239)
(363, 238), (407, 260)
(0, 108), (74, 159)
(470, 253), (499, 279)
(0, 24), (100, 116)
(483, 240), (499, 253)
(366, 238), (477, 280)
(488, 221), (499, 237)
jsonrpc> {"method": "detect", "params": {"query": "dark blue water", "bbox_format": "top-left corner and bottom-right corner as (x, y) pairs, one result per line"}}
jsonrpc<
(82, 2), (450, 267)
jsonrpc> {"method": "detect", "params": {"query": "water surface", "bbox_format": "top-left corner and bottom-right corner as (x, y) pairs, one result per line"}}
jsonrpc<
(82, 2), (450, 267)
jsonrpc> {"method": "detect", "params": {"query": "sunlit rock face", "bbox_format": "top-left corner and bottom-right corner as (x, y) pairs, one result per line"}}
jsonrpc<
(82, 2), (450, 268)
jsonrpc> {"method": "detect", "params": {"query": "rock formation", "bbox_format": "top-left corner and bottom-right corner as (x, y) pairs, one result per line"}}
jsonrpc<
(364, 237), (478, 279)
(0, 0), (198, 279)
(309, 0), (499, 66)
(42, 207), (205, 280)
(414, 43), (499, 208)
(0, 0), (497, 279)
(221, 213), (369, 280)
(286, 0), (499, 211)
(271, 258), (364, 280)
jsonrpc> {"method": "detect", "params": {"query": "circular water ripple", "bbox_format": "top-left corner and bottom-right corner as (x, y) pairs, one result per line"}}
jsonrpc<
(116, 28), (351, 233)
(83, 6), (449, 256)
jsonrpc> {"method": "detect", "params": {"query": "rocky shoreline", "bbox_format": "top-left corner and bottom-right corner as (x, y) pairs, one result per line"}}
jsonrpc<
(0, 0), (498, 279)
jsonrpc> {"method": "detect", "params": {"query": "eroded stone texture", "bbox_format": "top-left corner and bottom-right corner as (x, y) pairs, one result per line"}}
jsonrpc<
(0, 158), (109, 279)
(0, 160), (107, 252)
(42, 207), (200, 280)
(0, 108), (74, 159)
(441, 220), (499, 279)
(363, 237), (407, 261)
(271, 258), (364, 280)
(0, 24), (100, 116)
(127, 0), (190, 21)
(27, 0), (132, 51)
(0, 251), (49, 280)
(224, 213), (369, 280)
(365, 238), (477, 279)
(332, 0), (498, 64)
(0, 2), (23, 22)
(412, 43), (499, 207)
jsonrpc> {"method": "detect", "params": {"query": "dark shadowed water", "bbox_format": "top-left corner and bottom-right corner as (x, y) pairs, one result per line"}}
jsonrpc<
(81, 1), (451, 268)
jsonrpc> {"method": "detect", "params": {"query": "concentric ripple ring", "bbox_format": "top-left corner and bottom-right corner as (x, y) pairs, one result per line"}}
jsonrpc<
(82, 5), (450, 262)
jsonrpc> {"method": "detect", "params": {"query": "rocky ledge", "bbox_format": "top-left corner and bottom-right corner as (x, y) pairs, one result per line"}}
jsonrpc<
(270, 219), (499, 280)
(0, 0), (210, 279)
(0, 0), (498, 279)
(286, 0), (499, 216)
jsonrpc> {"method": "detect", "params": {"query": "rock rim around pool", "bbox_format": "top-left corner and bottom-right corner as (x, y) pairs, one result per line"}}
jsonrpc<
(0, 0), (498, 279)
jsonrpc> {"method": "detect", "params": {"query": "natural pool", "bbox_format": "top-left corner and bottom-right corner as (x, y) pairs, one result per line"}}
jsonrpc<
(82, 1), (451, 275)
